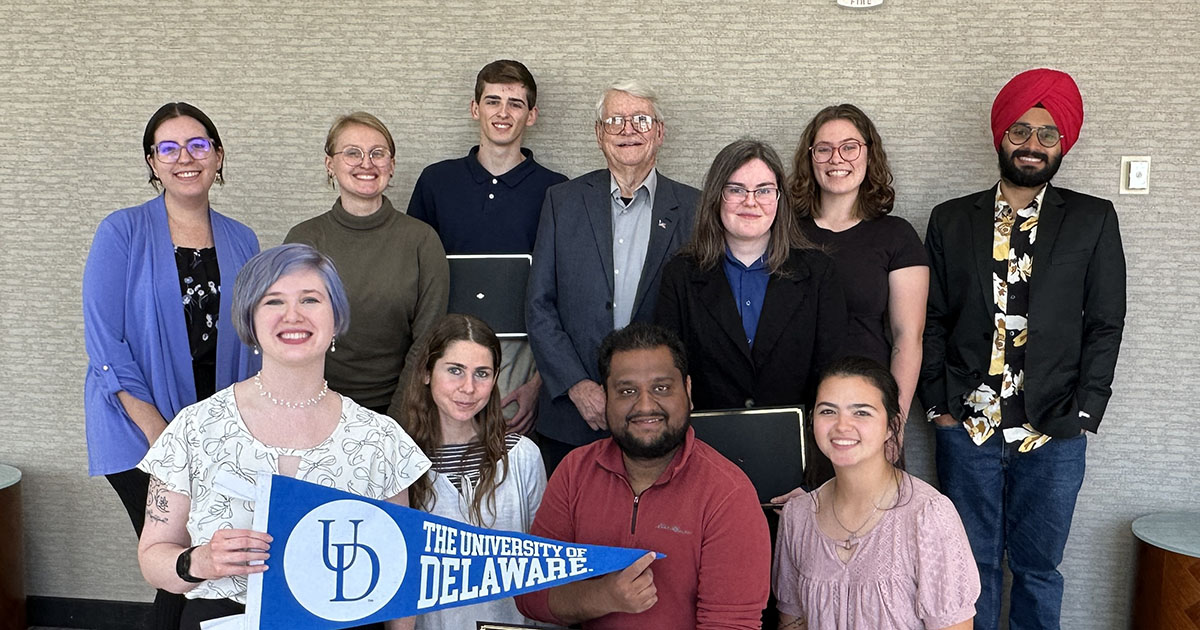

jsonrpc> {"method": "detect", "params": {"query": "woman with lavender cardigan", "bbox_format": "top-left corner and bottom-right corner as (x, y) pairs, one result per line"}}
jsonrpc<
(82, 102), (258, 630)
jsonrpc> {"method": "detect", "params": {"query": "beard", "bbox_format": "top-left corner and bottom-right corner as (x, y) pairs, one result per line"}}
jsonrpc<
(998, 145), (1062, 188)
(611, 414), (690, 460)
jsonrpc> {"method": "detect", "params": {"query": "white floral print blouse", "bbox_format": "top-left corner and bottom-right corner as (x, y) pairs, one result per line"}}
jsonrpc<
(139, 385), (431, 603)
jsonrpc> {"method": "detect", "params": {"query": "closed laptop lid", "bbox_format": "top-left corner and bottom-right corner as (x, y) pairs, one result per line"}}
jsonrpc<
(690, 407), (806, 504)
(447, 254), (532, 337)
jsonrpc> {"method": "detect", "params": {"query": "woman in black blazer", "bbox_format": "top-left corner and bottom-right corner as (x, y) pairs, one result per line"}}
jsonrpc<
(655, 139), (847, 481)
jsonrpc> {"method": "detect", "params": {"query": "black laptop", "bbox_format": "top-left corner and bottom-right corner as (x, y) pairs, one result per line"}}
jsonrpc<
(690, 407), (807, 505)
(446, 254), (532, 338)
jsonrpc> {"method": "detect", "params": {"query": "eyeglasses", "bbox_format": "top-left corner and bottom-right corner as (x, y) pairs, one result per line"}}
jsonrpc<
(722, 185), (780, 204)
(332, 146), (392, 166)
(152, 137), (214, 163)
(1006, 123), (1062, 148)
(809, 140), (864, 164)
(600, 114), (656, 135)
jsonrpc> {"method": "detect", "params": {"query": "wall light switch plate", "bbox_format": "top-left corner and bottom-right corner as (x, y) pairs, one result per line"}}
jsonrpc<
(1120, 156), (1151, 194)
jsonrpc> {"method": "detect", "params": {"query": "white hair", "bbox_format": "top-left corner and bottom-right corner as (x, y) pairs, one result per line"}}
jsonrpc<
(594, 80), (665, 122)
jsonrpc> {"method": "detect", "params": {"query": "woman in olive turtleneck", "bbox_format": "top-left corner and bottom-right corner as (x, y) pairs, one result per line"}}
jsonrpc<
(285, 111), (448, 420)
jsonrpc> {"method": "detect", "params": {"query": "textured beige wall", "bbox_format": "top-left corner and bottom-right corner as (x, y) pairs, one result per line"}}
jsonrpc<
(2, 0), (1197, 627)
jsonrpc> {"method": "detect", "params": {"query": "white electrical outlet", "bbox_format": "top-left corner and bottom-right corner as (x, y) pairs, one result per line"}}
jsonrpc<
(1120, 156), (1151, 195)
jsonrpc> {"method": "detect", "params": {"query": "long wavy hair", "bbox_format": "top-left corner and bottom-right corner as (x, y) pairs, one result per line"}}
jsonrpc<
(679, 139), (812, 276)
(400, 314), (508, 526)
(787, 104), (895, 221)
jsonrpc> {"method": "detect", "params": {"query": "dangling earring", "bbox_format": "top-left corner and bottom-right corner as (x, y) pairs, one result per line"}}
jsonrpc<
(327, 171), (336, 189)
(330, 336), (336, 353)
(253, 345), (260, 355)
(215, 171), (225, 186)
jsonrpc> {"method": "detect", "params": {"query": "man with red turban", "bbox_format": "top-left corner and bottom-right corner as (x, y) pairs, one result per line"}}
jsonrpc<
(918, 68), (1126, 630)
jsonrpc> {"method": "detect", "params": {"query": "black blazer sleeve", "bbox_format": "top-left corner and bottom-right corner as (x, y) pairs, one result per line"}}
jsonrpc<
(1073, 201), (1126, 432)
(654, 254), (688, 338)
(918, 201), (953, 416)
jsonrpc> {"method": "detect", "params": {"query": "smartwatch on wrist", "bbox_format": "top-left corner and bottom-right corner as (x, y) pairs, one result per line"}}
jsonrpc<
(175, 545), (205, 584)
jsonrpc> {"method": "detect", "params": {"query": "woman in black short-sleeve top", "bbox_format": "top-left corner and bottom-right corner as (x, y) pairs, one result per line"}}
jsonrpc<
(788, 104), (929, 466)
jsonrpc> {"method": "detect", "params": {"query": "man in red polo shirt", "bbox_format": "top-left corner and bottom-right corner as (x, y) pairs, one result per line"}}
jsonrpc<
(516, 323), (770, 629)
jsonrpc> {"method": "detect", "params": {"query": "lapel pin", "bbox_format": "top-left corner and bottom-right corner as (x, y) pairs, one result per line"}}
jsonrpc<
(658, 220), (668, 229)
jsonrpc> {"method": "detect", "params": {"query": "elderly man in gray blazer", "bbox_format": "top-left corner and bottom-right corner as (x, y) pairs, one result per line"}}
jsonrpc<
(526, 80), (699, 473)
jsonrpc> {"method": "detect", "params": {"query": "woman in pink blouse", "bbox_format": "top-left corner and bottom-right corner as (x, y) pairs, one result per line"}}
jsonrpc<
(773, 356), (979, 629)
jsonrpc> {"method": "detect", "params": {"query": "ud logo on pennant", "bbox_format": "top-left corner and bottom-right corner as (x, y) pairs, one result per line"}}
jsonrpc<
(283, 499), (406, 622)
(321, 519), (378, 602)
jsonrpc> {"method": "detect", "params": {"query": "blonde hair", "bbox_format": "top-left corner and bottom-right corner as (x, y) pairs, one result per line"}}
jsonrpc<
(323, 111), (396, 187)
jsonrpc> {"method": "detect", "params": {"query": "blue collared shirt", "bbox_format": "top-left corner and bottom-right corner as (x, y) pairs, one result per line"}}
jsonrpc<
(610, 169), (657, 328)
(722, 248), (769, 348)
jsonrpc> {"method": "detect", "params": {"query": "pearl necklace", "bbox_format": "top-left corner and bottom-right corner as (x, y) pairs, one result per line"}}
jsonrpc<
(254, 371), (328, 409)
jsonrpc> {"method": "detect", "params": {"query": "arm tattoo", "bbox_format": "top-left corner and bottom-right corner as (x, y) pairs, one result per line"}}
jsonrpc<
(146, 476), (170, 525)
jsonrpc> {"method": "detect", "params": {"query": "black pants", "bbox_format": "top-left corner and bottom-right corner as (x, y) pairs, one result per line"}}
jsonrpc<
(182, 598), (384, 630)
(106, 467), (186, 630)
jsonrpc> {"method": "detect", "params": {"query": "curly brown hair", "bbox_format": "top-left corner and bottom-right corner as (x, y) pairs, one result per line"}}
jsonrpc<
(399, 314), (509, 526)
(787, 104), (895, 221)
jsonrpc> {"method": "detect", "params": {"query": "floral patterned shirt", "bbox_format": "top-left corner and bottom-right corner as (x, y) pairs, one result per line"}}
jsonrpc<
(174, 246), (220, 399)
(928, 186), (1052, 452)
(139, 385), (431, 603)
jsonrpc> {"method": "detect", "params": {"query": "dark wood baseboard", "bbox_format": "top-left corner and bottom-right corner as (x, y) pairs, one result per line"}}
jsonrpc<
(27, 596), (151, 630)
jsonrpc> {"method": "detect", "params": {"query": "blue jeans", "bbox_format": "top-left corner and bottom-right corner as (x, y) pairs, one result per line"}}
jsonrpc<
(934, 423), (1086, 630)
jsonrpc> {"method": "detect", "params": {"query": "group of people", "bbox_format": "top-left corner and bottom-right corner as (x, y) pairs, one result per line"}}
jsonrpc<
(82, 59), (1125, 630)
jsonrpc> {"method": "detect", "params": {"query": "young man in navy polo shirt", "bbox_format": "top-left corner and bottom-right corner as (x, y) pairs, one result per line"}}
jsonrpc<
(408, 59), (567, 435)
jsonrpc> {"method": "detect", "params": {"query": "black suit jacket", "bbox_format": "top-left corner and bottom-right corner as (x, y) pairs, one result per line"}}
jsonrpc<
(654, 248), (847, 411)
(526, 169), (699, 446)
(918, 183), (1126, 437)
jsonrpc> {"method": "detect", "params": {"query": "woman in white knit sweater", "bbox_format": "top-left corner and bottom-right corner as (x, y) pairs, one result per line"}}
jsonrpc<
(399, 313), (547, 629)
